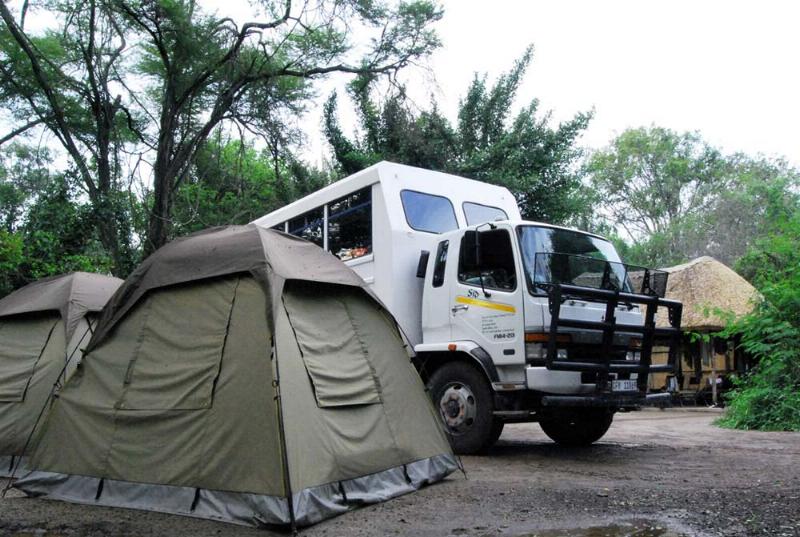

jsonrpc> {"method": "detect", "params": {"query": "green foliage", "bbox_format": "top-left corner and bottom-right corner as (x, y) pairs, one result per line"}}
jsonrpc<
(172, 136), (332, 235)
(716, 213), (800, 431)
(589, 128), (800, 268)
(22, 179), (114, 276)
(324, 46), (593, 224)
(0, 144), (52, 232)
(118, 0), (443, 252)
(0, 229), (23, 296)
(0, 0), (142, 274)
(0, 175), (114, 296)
(587, 126), (725, 239)
(0, 0), (443, 259)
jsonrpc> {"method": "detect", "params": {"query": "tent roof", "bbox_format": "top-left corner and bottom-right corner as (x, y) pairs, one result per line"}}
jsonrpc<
(88, 225), (367, 351)
(658, 256), (760, 331)
(0, 272), (122, 341)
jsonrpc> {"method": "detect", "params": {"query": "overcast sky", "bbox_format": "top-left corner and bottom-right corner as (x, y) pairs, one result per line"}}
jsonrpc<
(10, 0), (800, 168)
(301, 0), (800, 166)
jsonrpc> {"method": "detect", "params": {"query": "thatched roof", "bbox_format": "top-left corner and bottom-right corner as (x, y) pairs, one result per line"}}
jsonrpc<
(657, 256), (760, 331)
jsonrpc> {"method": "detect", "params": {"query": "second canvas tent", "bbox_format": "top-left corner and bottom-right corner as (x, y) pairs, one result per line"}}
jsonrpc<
(0, 272), (123, 476)
(16, 225), (457, 528)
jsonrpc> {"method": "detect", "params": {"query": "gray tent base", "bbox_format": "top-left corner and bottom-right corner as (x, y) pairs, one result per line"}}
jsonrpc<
(15, 454), (457, 528)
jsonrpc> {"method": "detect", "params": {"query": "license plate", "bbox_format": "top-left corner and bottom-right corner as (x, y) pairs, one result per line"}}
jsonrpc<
(612, 379), (638, 392)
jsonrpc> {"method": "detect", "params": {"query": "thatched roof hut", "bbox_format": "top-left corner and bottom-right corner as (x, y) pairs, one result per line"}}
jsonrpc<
(657, 256), (760, 331)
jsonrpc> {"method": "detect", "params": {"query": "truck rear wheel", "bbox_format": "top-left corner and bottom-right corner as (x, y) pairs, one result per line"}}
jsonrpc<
(489, 419), (505, 445)
(427, 361), (495, 455)
(539, 410), (613, 447)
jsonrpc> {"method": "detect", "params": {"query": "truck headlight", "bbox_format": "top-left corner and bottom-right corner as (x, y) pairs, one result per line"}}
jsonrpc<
(524, 332), (570, 364)
(525, 343), (568, 363)
(525, 342), (543, 362)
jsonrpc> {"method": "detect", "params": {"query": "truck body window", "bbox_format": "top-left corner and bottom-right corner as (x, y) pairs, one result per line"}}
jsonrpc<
(328, 187), (372, 260)
(458, 230), (517, 291)
(288, 207), (324, 247)
(463, 202), (508, 226)
(432, 240), (449, 288)
(400, 190), (458, 234)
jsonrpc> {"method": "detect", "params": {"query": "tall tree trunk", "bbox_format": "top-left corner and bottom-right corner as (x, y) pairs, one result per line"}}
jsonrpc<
(144, 166), (172, 256)
(144, 98), (177, 257)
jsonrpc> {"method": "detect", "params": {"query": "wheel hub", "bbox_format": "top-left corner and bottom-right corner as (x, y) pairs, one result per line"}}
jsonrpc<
(438, 383), (477, 435)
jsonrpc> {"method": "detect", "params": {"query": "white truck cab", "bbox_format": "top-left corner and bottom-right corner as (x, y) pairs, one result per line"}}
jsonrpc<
(253, 162), (682, 453)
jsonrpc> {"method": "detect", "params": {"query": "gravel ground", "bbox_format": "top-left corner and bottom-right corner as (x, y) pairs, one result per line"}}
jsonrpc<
(1, 408), (799, 536)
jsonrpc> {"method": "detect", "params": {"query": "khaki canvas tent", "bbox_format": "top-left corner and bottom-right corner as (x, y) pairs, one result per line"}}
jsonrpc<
(15, 225), (457, 528)
(0, 272), (123, 476)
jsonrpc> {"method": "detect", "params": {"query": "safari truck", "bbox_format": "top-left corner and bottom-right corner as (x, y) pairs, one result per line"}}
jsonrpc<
(252, 162), (682, 454)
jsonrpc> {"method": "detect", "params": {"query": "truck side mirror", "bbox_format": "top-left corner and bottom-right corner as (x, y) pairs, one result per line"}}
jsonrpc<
(475, 229), (481, 267)
(416, 250), (430, 278)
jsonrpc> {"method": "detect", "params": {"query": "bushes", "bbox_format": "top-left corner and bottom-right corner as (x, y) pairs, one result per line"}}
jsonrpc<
(716, 215), (800, 431)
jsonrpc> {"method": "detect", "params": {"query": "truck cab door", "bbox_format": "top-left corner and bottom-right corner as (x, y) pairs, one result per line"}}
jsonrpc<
(422, 239), (453, 342)
(449, 228), (525, 367)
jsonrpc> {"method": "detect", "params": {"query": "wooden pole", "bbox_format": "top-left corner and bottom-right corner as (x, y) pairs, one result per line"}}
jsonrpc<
(709, 340), (718, 406)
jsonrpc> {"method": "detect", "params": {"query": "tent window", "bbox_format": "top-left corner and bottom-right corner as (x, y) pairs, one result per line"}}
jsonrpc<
(283, 284), (381, 408)
(118, 277), (239, 411)
(0, 316), (59, 402)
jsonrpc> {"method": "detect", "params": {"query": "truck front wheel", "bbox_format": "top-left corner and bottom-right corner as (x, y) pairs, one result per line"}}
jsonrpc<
(427, 361), (495, 455)
(539, 410), (614, 447)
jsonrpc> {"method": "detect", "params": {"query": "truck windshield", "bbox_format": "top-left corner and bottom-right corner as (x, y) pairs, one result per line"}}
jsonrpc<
(516, 226), (631, 294)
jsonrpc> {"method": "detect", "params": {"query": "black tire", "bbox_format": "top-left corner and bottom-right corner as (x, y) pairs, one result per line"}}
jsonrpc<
(539, 410), (614, 447)
(489, 419), (505, 445)
(427, 361), (495, 455)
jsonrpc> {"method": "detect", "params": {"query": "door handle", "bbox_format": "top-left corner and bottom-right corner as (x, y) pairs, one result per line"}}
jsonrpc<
(451, 304), (469, 313)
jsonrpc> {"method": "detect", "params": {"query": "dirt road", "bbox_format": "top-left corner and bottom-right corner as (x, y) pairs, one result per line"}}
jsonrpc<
(2, 409), (799, 536)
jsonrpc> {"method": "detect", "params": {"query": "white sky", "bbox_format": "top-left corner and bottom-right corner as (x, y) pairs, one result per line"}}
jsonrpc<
(301, 0), (800, 166)
(6, 0), (799, 168)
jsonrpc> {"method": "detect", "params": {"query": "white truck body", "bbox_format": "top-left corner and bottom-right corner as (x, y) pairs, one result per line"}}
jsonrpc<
(254, 161), (682, 453)
(252, 161), (521, 346)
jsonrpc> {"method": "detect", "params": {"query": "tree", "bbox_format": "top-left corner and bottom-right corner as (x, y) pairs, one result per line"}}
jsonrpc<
(171, 134), (331, 235)
(0, 0), (443, 260)
(0, 0), (138, 274)
(586, 126), (726, 241)
(116, 0), (442, 254)
(593, 142), (800, 269)
(0, 143), (52, 232)
(716, 211), (800, 431)
(324, 46), (593, 224)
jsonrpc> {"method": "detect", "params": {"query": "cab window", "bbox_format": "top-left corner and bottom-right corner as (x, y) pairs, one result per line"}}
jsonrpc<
(432, 240), (449, 288)
(458, 229), (517, 291)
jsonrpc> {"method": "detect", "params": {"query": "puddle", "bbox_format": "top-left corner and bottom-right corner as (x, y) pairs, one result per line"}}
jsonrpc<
(7, 530), (70, 537)
(9, 533), (68, 537)
(522, 518), (688, 537)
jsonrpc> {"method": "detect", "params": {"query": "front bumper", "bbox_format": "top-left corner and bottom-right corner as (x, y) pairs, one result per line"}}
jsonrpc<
(540, 392), (672, 407)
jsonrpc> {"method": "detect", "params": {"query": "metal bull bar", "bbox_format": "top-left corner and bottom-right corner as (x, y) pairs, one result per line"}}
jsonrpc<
(544, 283), (683, 393)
